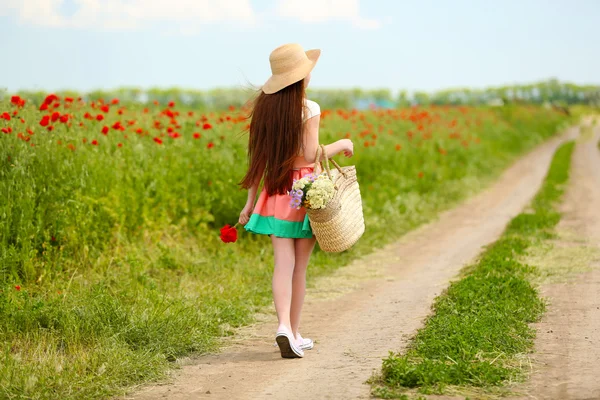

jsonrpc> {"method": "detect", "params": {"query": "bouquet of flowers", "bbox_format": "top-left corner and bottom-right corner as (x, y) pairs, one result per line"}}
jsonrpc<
(289, 172), (336, 210)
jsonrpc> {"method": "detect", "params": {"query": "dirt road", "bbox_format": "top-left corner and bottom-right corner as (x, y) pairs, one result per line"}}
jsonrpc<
(514, 123), (600, 400)
(130, 128), (578, 400)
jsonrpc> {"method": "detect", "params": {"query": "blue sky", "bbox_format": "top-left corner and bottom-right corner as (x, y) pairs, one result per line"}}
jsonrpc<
(1, 0), (598, 93)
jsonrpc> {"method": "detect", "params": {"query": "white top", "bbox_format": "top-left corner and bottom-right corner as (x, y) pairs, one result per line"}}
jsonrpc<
(303, 99), (321, 121)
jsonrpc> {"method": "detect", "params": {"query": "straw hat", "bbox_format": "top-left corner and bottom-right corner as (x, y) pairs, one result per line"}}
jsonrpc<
(262, 43), (321, 94)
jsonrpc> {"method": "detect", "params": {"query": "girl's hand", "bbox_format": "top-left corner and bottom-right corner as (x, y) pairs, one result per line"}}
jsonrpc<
(239, 203), (253, 225)
(341, 139), (354, 158)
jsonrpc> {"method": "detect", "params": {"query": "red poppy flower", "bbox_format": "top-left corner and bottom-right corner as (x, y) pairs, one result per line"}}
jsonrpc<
(14, 285), (21, 291)
(27, 129), (34, 135)
(168, 101), (175, 108)
(51, 112), (61, 123)
(96, 114), (104, 121)
(47, 126), (54, 132)
(40, 116), (50, 127)
(100, 105), (110, 113)
(111, 98), (120, 105)
(153, 137), (163, 145)
(169, 132), (181, 139)
(117, 143), (123, 148)
(101, 126), (109, 135)
(43, 94), (58, 105)
(193, 133), (201, 139)
(1, 127), (10, 134)
(11, 95), (21, 104)
(1, 112), (10, 121)
(91, 139), (98, 146)
(20, 118), (25, 123)
(60, 114), (69, 123)
(207, 142), (214, 149)
(202, 123), (212, 130)
(112, 121), (124, 131)
(220, 224), (238, 243)
(135, 128), (143, 134)
(65, 97), (74, 103)
(67, 143), (76, 151)
(395, 144), (402, 151)
(39, 103), (49, 111)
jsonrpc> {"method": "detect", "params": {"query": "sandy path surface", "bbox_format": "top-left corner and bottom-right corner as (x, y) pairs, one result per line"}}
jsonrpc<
(513, 123), (600, 400)
(129, 128), (577, 400)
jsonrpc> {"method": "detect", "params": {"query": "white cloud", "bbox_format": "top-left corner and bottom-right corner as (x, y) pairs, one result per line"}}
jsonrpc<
(1, 0), (256, 32)
(276, 0), (380, 30)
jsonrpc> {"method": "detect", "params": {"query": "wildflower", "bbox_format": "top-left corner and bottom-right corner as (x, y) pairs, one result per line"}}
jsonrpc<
(60, 114), (69, 123)
(153, 137), (163, 145)
(91, 140), (98, 146)
(219, 224), (238, 243)
(40, 116), (50, 127)
(193, 133), (201, 139)
(101, 126), (109, 135)
(96, 114), (104, 121)
(51, 112), (61, 122)
(15, 285), (21, 291)
(203, 123), (212, 130)
(207, 142), (214, 149)
(0, 112), (10, 121)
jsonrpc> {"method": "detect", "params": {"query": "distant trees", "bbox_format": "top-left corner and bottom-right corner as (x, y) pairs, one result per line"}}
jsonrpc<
(2, 79), (598, 109)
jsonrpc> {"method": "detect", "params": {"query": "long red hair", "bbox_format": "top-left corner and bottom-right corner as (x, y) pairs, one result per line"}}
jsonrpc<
(240, 80), (306, 196)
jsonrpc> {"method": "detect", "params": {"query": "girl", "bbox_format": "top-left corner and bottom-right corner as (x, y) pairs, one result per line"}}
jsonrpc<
(239, 43), (354, 359)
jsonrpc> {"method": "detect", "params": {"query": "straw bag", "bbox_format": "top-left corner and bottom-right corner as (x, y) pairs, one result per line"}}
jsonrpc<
(307, 145), (365, 252)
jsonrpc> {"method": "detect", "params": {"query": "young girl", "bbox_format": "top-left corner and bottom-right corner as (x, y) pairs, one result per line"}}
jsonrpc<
(239, 43), (354, 359)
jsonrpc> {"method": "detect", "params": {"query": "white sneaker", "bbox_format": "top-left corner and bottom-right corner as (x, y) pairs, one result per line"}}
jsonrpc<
(275, 331), (304, 358)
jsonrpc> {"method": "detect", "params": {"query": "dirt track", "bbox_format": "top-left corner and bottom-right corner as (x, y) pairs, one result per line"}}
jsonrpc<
(513, 122), (600, 400)
(129, 127), (579, 400)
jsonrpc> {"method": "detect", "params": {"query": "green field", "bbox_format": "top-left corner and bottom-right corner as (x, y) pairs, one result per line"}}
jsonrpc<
(0, 95), (570, 398)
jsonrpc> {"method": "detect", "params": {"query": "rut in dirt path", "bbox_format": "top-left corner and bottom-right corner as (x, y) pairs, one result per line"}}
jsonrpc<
(128, 128), (578, 400)
(513, 123), (600, 400)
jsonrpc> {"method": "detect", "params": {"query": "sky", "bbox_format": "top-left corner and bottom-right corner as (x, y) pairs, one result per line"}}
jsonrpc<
(0, 0), (599, 93)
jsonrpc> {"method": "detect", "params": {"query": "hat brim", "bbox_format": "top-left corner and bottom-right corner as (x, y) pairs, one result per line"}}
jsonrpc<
(262, 49), (321, 94)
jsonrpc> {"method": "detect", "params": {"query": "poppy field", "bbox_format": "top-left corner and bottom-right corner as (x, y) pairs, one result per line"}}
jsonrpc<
(0, 93), (570, 398)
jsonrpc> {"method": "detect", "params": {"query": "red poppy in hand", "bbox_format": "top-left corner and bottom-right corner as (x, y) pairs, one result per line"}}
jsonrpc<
(220, 224), (238, 243)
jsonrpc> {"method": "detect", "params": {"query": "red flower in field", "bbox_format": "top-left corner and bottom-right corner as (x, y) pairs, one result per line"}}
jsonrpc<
(188, 111), (194, 117)
(363, 141), (369, 148)
(153, 100), (159, 106)
(100, 105), (110, 113)
(117, 143), (123, 148)
(91, 139), (98, 146)
(14, 285), (21, 291)
(40, 103), (49, 111)
(169, 132), (181, 139)
(193, 132), (201, 139)
(53, 103), (60, 109)
(51, 112), (61, 123)
(27, 129), (34, 135)
(101, 126), (109, 135)
(143, 108), (149, 113)
(47, 126), (54, 132)
(60, 114), (69, 123)
(1, 112), (10, 120)
(153, 137), (163, 145)
(82, 138), (88, 144)
(67, 143), (76, 151)
(20, 118), (25, 123)
(57, 140), (62, 145)
(40, 115), (50, 127)
(84, 112), (93, 120)
(1, 127), (10, 134)
(220, 224), (238, 243)
(228, 105), (236, 112)
(112, 121), (124, 131)
(43, 94), (58, 105)
(418, 171), (424, 179)
(207, 142), (214, 149)
(117, 109), (124, 115)
(96, 114), (104, 121)
(202, 123), (212, 130)
(135, 128), (143, 134)
(11, 95), (21, 104)
(168, 101), (175, 108)
(395, 144), (402, 151)
(111, 98), (119, 105)
(65, 97), (74, 103)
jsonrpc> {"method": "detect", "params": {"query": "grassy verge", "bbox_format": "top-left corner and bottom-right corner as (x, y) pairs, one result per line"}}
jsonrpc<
(0, 101), (570, 399)
(373, 141), (576, 398)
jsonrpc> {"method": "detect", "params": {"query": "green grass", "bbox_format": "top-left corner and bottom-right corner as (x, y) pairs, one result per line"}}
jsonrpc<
(0, 99), (571, 399)
(374, 141), (576, 398)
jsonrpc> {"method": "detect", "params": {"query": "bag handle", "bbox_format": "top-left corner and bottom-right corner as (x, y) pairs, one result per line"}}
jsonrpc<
(314, 145), (347, 178)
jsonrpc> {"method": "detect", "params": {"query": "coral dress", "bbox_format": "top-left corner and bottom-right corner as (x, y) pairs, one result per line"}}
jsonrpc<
(244, 99), (321, 239)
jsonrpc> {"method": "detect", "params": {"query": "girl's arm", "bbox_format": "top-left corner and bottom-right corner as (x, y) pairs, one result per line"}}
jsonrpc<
(302, 116), (354, 163)
(239, 171), (262, 225)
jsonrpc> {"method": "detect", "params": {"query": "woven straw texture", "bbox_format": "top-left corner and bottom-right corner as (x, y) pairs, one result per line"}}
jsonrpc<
(307, 145), (365, 252)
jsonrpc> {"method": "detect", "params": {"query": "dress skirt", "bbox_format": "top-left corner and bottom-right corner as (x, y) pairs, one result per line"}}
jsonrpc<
(244, 167), (314, 239)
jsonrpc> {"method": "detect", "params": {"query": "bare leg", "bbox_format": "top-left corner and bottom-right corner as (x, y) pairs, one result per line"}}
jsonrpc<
(271, 236), (296, 332)
(291, 237), (316, 342)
